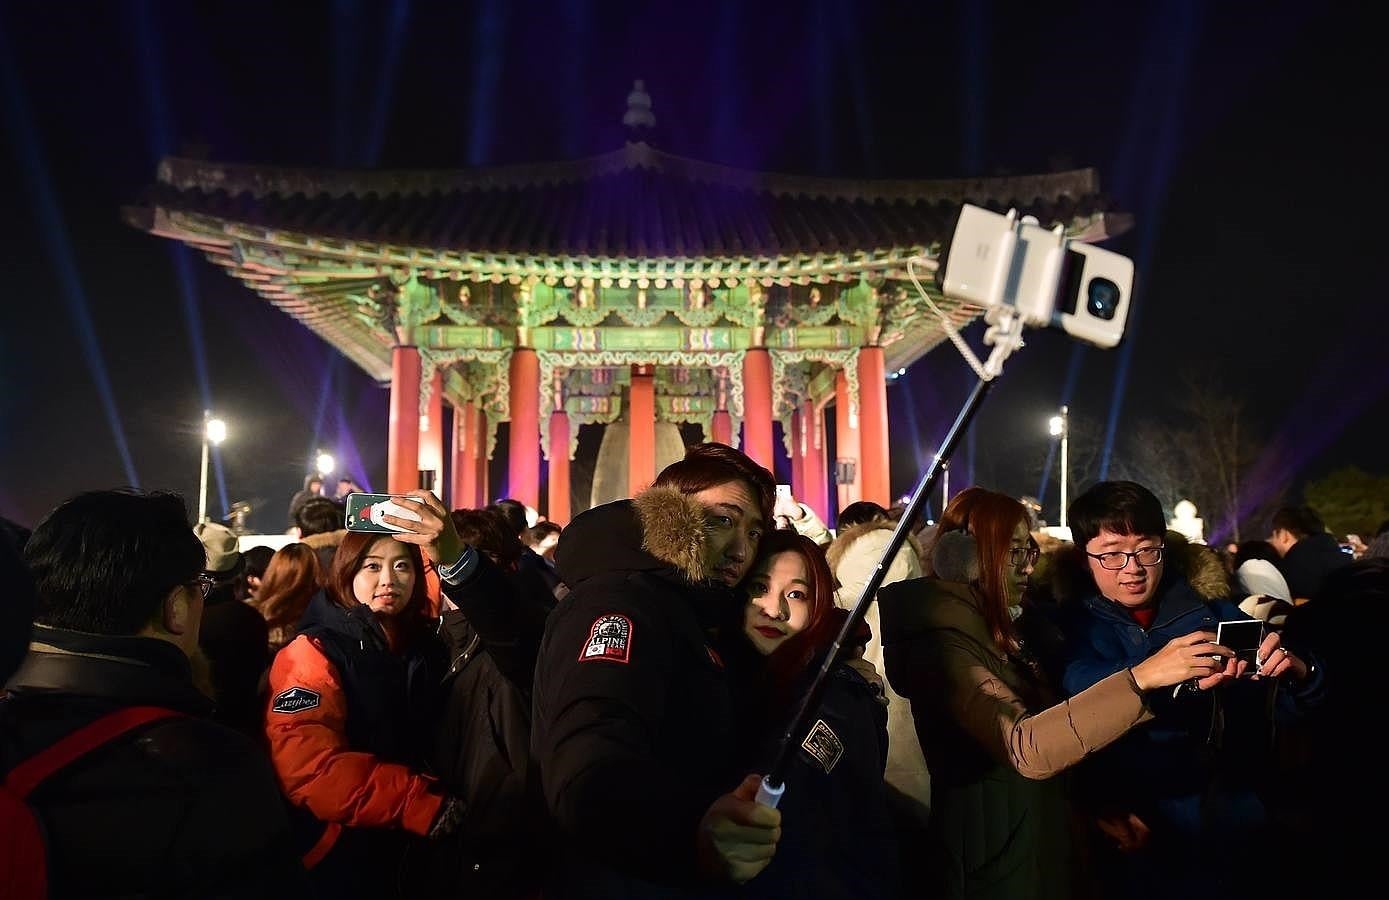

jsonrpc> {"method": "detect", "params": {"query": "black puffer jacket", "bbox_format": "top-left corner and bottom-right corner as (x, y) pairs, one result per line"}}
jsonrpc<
(1, 626), (304, 898)
(533, 487), (743, 898)
(411, 551), (554, 898)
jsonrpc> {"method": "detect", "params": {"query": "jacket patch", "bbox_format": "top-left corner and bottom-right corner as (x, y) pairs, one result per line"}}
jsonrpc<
(579, 614), (633, 664)
(272, 686), (321, 714)
(800, 719), (844, 774)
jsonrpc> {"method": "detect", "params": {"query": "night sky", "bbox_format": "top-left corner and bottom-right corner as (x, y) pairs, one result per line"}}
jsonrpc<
(1, 0), (1383, 536)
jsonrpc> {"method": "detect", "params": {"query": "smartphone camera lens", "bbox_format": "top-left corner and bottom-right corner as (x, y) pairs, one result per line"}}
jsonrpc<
(1086, 278), (1120, 320)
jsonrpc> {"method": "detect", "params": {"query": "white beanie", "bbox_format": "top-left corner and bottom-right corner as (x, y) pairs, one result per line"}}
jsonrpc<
(1237, 559), (1291, 602)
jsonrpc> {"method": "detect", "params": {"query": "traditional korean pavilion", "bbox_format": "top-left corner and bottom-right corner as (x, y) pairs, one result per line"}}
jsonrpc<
(128, 84), (1125, 524)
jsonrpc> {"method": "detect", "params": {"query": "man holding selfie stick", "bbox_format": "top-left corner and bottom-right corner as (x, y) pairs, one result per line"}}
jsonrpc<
(1056, 481), (1324, 900)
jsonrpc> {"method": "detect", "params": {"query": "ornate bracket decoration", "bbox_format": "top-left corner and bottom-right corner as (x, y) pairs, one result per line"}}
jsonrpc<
(836, 278), (883, 343)
(672, 282), (729, 328)
(536, 350), (748, 456)
(770, 349), (860, 457)
(418, 348), (513, 461)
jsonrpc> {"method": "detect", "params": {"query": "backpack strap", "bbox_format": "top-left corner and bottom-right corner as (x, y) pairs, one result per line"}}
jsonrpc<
(4, 706), (185, 799)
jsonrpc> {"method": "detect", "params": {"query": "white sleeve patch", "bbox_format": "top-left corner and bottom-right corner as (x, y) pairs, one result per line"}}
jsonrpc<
(800, 719), (845, 773)
(272, 686), (321, 714)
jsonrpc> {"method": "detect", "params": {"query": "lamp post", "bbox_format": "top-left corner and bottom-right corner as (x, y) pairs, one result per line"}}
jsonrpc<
(199, 411), (227, 523)
(1048, 405), (1069, 530)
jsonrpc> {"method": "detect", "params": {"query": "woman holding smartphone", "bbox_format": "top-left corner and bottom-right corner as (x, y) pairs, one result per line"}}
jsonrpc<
(264, 491), (466, 893)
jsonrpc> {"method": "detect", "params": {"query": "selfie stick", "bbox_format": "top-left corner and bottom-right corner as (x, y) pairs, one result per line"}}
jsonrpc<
(757, 364), (1006, 808)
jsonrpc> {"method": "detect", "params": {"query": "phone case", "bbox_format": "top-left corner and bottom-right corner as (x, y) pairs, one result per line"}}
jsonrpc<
(343, 493), (421, 533)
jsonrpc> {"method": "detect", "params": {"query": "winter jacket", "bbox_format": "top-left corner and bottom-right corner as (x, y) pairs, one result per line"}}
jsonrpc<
(533, 487), (743, 898)
(264, 592), (447, 891)
(878, 577), (1153, 900)
(1277, 531), (1351, 602)
(2, 625), (305, 898)
(1058, 548), (1326, 897)
(825, 520), (932, 818)
(197, 593), (269, 739)
(414, 551), (554, 898)
(740, 662), (900, 900)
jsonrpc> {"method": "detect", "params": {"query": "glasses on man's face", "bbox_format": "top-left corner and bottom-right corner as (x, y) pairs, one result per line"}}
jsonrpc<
(192, 573), (218, 600)
(1007, 547), (1040, 568)
(1086, 546), (1164, 571)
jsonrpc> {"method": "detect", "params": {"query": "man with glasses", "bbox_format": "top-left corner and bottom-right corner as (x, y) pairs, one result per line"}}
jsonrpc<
(1, 489), (304, 896)
(1056, 481), (1323, 900)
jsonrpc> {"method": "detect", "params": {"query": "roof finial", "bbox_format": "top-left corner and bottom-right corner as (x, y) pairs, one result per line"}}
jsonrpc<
(623, 79), (656, 130)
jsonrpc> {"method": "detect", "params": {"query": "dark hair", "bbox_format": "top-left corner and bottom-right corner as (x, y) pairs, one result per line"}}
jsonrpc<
(1068, 481), (1166, 551)
(653, 442), (775, 524)
(938, 487), (1030, 656)
(1234, 540), (1281, 568)
(24, 490), (204, 635)
(255, 543), (323, 633)
(452, 508), (526, 569)
(745, 530), (843, 700)
(296, 497), (346, 537)
(838, 501), (888, 529)
(242, 544), (276, 581)
(1272, 506), (1325, 539)
(528, 521), (562, 543)
(488, 499), (530, 536)
(1, 531), (36, 683)
(326, 532), (430, 633)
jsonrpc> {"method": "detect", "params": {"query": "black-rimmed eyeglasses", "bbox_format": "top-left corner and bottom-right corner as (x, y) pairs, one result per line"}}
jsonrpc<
(1008, 547), (1041, 568)
(1086, 546), (1164, 571)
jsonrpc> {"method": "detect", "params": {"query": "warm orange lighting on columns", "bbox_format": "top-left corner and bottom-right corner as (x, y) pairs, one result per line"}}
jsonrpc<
(834, 369), (861, 511)
(742, 349), (773, 469)
(548, 410), (571, 526)
(629, 365), (656, 496)
(388, 345), (422, 494)
(508, 349), (540, 508)
(857, 346), (890, 507)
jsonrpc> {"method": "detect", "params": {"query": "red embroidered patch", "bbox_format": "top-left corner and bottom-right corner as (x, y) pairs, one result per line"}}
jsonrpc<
(578, 614), (633, 664)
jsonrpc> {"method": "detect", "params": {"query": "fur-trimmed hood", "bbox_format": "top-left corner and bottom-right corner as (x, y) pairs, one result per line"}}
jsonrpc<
(1032, 530), (1231, 606)
(555, 486), (711, 587)
(825, 518), (924, 574)
(301, 529), (346, 551)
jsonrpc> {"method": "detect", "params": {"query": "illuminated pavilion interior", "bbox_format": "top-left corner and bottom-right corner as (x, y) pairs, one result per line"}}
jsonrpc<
(128, 88), (1124, 524)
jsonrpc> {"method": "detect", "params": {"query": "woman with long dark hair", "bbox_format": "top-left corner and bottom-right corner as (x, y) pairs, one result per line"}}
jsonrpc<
(877, 487), (1239, 900)
(732, 529), (900, 899)
(265, 491), (466, 894)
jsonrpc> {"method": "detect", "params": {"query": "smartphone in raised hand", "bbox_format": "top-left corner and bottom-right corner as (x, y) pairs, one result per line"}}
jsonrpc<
(343, 492), (423, 534)
(1215, 619), (1265, 670)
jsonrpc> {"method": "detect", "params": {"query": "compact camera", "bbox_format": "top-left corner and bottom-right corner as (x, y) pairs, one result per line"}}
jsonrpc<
(938, 204), (1135, 349)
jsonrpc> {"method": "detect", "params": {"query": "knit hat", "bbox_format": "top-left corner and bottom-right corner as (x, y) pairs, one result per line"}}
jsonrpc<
(194, 521), (242, 574)
(1236, 559), (1291, 601)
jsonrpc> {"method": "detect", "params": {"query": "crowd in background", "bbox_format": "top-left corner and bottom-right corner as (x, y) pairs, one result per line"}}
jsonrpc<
(2, 444), (1384, 899)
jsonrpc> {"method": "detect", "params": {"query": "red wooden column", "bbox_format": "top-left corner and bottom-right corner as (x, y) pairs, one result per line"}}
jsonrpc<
(742, 348), (774, 469)
(857, 346), (890, 507)
(548, 410), (571, 526)
(419, 369), (444, 497)
(802, 398), (830, 522)
(834, 369), (862, 511)
(476, 410), (490, 506)
(711, 411), (733, 446)
(508, 349), (540, 508)
(790, 408), (806, 501)
(451, 402), (472, 511)
(629, 365), (656, 496)
(388, 344), (422, 494)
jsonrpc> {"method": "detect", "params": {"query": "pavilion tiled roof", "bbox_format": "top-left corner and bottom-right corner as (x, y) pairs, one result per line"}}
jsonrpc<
(139, 142), (1113, 260)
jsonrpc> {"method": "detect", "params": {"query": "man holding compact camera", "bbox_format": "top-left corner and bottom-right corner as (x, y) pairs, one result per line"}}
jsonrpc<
(1055, 481), (1324, 900)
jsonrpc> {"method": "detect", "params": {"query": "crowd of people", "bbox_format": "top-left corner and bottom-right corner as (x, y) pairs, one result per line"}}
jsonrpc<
(2, 442), (1384, 899)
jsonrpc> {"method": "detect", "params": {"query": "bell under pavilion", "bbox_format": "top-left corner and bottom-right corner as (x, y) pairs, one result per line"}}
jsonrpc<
(128, 86), (1126, 524)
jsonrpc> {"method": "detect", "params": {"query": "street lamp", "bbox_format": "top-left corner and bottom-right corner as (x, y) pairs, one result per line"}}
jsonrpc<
(1048, 405), (1069, 530)
(198, 411), (227, 523)
(315, 451), (336, 478)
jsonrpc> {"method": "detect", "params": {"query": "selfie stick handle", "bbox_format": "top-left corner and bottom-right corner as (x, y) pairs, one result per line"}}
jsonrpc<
(762, 375), (998, 796)
(754, 776), (785, 809)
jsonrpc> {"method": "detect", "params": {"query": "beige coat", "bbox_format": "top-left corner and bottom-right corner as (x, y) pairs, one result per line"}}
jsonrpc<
(879, 577), (1154, 899)
(825, 520), (932, 817)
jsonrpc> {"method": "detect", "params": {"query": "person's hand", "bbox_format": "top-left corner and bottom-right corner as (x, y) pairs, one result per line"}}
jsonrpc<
(1130, 631), (1237, 691)
(772, 490), (802, 529)
(696, 774), (782, 883)
(381, 491), (467, 568)
(1096, 811), (1151, 852)
(1253, 632), (1308, 681)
